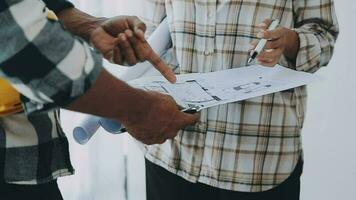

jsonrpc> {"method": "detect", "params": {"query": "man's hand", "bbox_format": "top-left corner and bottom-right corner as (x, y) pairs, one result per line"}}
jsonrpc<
(57, 9), (176, 83)
(89, 16), (145, 65)
(122, 91), (199, 145)
(67, 70), (198, 145)
(90, 16), (177, 83)
(250, 19), (300, 67)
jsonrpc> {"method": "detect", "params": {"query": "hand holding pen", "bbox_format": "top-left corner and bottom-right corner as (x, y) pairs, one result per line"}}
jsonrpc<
(248, 19), (300, 67)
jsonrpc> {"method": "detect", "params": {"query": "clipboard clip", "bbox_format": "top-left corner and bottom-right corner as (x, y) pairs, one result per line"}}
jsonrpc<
(181, 105), (201, 114)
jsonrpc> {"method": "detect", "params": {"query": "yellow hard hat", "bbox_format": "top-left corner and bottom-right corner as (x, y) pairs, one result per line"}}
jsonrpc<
(0, 79), (23, 116)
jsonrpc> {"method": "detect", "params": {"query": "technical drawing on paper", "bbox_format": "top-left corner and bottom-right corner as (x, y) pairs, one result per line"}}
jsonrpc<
(133, 78), (279, 110)
(129, 65), (319, 111)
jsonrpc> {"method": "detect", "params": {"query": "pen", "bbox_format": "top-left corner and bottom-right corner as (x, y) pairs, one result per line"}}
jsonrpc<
(248, 19), (280, 64)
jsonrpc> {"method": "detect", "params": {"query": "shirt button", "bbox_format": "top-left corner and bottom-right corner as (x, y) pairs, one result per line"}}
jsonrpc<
(208, 10), (214, 18)
(204, 51), (212, 56)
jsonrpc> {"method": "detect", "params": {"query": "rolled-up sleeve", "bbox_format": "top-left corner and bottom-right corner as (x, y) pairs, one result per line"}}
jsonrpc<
(286, 0), (339, 73)
(42, 0), (74, 14)
(0, 0), (103, 114)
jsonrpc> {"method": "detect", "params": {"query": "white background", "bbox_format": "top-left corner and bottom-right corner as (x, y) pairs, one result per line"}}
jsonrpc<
(58, 1), (356, 200)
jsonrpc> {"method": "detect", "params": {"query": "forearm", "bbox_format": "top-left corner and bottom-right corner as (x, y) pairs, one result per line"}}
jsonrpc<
(67, 68), (199, 145)
(43, 0), (101, 41)
(66, 69), (148, 122)
(283, 30), (300, 62)
(57, 8), (106, 42)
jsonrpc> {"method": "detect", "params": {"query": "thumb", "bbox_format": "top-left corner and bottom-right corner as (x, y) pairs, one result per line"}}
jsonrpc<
(175, 112), (200, 127)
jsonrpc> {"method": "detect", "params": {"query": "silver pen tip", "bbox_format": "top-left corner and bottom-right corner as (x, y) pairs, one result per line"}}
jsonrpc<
(247, 58), (253, 64)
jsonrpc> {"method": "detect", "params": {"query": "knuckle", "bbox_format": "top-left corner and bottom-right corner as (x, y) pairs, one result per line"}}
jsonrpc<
(118, 41), (127, 48)
(142, 23), (147, 30)
(113, 54), (122, 62)
(142, 136), (154, 144)
(127, 60), (137, 66)
(121, 41), (131, 48)
(114, 57), (122, 64)
(138, 56), (146, 62)
(150, 53), (160, 63)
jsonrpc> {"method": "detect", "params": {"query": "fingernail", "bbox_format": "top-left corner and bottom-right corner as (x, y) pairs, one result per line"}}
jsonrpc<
(258, 23), (267, 27)
(136, 29), (144, 35)
(120, 34), (126, 40)
(257, 32), (264, 38)
(135, 30), (146, 42)
(171, 76), (177, 83)
(125, 30), (133, 37)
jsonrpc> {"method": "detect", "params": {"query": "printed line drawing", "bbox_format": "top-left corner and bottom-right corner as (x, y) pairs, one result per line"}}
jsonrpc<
(129, 65), (319, 111)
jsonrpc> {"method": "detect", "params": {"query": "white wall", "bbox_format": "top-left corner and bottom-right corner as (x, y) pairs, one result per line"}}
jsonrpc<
(301, 1), (356, 200)
(58, 1), (356, 200)
(58, 1), (145, 200)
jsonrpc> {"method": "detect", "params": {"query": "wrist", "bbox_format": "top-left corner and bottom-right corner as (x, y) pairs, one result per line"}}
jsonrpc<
(283, 29), (300, 60)
(83, 17), (107, 42)
(57, 8), (107, 42)
(66, 70), (150, 123)
(117, 88), (152, 123)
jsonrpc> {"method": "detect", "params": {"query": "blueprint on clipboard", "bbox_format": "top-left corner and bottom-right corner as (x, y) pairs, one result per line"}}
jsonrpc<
(128, 65), (320, 111)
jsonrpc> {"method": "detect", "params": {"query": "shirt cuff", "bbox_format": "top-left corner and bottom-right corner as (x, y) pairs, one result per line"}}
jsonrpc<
(279, 29), (322, 73)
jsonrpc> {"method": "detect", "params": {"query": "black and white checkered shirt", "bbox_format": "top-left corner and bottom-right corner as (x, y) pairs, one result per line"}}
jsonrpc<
(0, 0), (103, 184)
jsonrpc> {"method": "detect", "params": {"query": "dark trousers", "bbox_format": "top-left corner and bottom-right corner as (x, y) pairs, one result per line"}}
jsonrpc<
(0, 180), (63, 200)
(146, 158), (303, 200)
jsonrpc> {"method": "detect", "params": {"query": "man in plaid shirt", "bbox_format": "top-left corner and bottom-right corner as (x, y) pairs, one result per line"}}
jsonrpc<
(0, 0), (198, 199)
(141, 0), (339, 199)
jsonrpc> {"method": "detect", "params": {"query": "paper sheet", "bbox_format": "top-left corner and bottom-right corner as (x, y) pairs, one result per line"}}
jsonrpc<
(129, 65), (320, 111)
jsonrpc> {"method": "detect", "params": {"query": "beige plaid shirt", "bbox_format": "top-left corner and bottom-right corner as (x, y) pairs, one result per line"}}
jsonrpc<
(141, 0), (339, 192)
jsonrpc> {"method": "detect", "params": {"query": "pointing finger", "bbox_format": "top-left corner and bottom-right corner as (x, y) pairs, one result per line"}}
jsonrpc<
(147, 49), (177, 83)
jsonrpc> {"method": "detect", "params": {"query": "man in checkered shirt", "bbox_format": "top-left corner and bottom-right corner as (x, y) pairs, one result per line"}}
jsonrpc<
(0, 0), (199, 199)
(141, 0), (339, 199)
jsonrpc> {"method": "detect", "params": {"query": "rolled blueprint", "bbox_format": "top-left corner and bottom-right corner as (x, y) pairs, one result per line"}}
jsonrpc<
(73, 115), (101, 145)
(73, 116), (123, 145)
(99, 118), (123, 134)
(73, 18), (171, 145)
